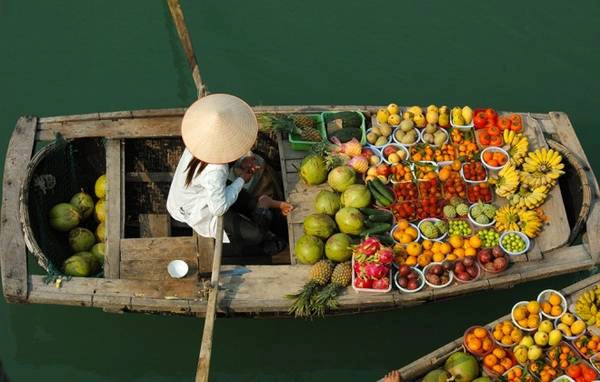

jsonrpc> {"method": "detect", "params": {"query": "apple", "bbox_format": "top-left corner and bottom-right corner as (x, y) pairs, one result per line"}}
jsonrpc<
(528, 345), (543, 361)
(538, 320), (553, 334)
(534, 331), (549, 346)
(399, 265), (410, 277)
(383, 146), (398, 157)
(376, 164), (391, 177)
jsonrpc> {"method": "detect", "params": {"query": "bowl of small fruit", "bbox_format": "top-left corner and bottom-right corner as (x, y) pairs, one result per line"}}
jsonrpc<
(492, 320), (523, 348)
(392, 120), (420, 147)
(418, 218), (448, 241)
(419, 123), (449, 148)
(481, 146), (510, 172)
(468, 202), (496, 228)
(478, 246), (509, 274)
(511, 301), (542, 332)
(537, 289), (567, 320)
(461, 161), (488, 183)
(394, 265), (425, 293)
(391, 220), (421, 244)
(366, 126), (393, 149)
(500, 231), (530, 257)
(447, 257), (481, 283)
(423, 261), (453, 288)
(381, 143), (410, 165)
(463, 325), (494, 357)
(554, 313), (587, 341)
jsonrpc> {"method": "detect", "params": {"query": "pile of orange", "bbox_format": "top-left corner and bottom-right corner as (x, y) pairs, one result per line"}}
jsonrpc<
(414, 163), (437, 180)
(483, 347), (516, 375)
(392, 220), (419, 244)
(482, 150), (508, 168)
(539, 292), (564, 317)
(492, 320), (523, 346)
(411, 146), (435, 162)
(505, 366), (534, 382)
(446, 235), (482, 260)
(433, 143), (457, 162)
(390, 163), (413, 182)
(438, 161), (461, 182)
(528, 362), (558, 382)
(573, 334), (600, 358)
(512, 301), (541, 330)
(464, 326), (493, 355)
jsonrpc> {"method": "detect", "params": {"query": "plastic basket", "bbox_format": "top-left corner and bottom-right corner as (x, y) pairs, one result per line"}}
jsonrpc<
(322, 111), (366, 145)
(287, 114), (326, 151)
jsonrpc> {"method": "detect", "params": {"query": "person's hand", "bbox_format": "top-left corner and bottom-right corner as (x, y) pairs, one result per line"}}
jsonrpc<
(234, 167), (254, 183)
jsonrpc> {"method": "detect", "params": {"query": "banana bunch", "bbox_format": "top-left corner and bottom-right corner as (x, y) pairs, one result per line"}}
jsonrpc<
(521, 148), (565, 188)
(495, 205), (544, 238)
(503, 130), (529, 166)
(494, 164), (520, 198)
(508, 185), (549, 209)
(576, 285), (600, 326)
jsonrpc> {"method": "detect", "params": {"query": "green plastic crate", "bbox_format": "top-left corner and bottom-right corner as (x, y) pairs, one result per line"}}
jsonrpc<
(321, 111), (366, 145)
(287, 114), (326, 151)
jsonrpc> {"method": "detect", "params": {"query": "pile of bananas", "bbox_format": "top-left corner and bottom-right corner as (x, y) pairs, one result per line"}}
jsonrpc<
(508, 185), (550, 209)
(576, 285), (600, 326)
(495, 205), (543, 238)
(503, 130), (529, 166)
(520, 148), (565, 188)
(493, 164), (520, 198)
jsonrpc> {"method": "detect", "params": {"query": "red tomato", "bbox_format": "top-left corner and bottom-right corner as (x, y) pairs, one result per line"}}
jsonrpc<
(488, 125), (501, 136)
(489, 135), (503, 146)
(567, 364), (582, 378)
(497, 117), (511, 131)
(473, 112), (488, 130)
(510, 114), (522, 126)
(484, 108), (498, 121)
(479, 131), (491, 145)
(510, 122), (523, 132)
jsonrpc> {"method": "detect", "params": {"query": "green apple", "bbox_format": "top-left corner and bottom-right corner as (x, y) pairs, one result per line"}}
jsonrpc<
(528, 345), (543, 361)
(539, 319), (554, 334)
(534, 331), (549, 346)
(519, 335), (534, 348)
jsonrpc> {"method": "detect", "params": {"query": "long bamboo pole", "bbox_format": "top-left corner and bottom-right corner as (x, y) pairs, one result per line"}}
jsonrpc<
(166, 0), (206, 97)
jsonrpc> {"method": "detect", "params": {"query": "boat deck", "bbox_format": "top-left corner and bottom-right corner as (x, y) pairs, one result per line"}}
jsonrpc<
(1, 107), (599, 317)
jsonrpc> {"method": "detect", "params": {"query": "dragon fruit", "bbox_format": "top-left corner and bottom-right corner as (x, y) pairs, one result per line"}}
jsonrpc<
(372, 277), (390, 290)
(357, 236), (380, 256)
(377, 247), (394, 265)
(348, 155), (369, 174)
(354, 276), (373, 289)
(365, 262), (387, 279)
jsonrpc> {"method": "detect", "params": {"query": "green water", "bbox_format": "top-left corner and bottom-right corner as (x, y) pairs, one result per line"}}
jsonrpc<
(2, 1), (600, 380)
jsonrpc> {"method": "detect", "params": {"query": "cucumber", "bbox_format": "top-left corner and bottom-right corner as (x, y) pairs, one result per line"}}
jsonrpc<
(359, 207), (393, 223)
(367, 181), (392, 207)
(370, 178), (395, 202)
(360, 223), (392, 237)
(372, 235), (395, 247)
(364, 220), (379, 228)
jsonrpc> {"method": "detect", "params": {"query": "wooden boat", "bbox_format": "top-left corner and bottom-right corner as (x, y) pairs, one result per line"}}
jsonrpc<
(392, 273), (600, 381)
(0, 107), (598, 317)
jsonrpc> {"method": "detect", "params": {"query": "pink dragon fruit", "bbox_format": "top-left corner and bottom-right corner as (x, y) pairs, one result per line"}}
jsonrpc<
(377, 247), (394, 265)
(354, 276), (373, 289)
(357, 237), (380, 256)
(372, 277), (390, 290)
(365, 262), (387, 279)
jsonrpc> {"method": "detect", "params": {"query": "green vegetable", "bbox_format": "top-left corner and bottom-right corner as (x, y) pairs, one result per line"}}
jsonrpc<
(370, 178), (395, 202)
(360, 223), (392, 237)
(366, 181), (392, 207)
(372, 235), (394, 246)
(359, 208), (393, 223)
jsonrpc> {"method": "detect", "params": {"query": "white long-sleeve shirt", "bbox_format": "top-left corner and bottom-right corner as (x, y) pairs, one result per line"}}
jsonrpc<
(167, 149), (245, 242)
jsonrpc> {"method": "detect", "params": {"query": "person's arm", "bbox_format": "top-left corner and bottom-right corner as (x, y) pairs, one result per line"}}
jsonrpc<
(201, 167), (245, 216)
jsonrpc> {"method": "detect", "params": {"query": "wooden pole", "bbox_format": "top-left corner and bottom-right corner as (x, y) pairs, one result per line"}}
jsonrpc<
(166, 0), (206, 97)
(195, 216), (224, 382)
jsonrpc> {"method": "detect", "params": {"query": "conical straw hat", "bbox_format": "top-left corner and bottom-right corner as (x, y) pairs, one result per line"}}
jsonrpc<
(181, 94), (258, 163)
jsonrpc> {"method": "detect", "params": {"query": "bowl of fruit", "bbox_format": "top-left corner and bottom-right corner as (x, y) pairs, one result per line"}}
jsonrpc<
(554, 313), (586, 341)
(366, 126), (393, 149)
(468, 202), (496, 228)
(481, 146), (510, 172)
(477, 228), (500, 248)
(467, 182), (494, 204)
(418, 218), (448, 241)
(450, 106), (474, 130)
(423, 261), (453, 288)
(511, 301), (543, 332)
(391, 221), (421, 244)
(381, 143), (410, 165)
(461, 161), (488, 183)
(477, 246), (509, 274)
(394, 265), (425, 293)
(448, 218), (473, 237)
(482, 346), (518, 377)
(363, 147), (383, 166)
(392, 120), (420, 147)
(503, 365), (536, 382)
(447, 257), (481, 283)
(500, 231), (530, 257)
(492, 320), (523, 348)
(419, 123), (449, 148)
(463, 325), (494, 357)
(537, 289), (567, 320)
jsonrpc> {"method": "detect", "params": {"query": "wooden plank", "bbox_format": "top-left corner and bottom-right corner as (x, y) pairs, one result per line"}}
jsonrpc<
(125, 172), (174, 183)
(196, 234), (214, 274)
(0, 117), (37, 302)
(287, 183), (330, 224)
(285, 158), (302, 173)
(38, 112), (101, 124)
(139, 214), (171, 237)
(280, 139), (308, 160)
(120, 237), (197, 280)
(131, 108), (186, 118)
(104, 139), (122, 278)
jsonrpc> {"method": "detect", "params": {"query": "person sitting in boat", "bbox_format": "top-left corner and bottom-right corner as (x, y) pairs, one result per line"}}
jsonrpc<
(167, 93), (293, 257)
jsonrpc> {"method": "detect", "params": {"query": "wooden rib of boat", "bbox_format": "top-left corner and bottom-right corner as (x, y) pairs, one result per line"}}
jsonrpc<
(1, 107), (599, 317)
(392, 273), (600, 381)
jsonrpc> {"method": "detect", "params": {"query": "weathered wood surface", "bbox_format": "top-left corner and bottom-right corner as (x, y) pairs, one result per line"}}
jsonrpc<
(0, 117), (37, 302)
(120, 237), (198, 281)
(104, 139), (122, 278)
(139, 214), (171, 237)
(393, 272), (600, 382)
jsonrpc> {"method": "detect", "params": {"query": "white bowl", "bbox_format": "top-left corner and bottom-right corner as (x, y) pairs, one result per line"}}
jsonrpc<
(450, 111), (474, 129)
(167, 260), (189, 279)
(511, 301), (542, 332)
(554, 315), (586, 341)
(468, 204), (496, 228)
(481, 146), (510, 172)
(417, 218), (448, 241)
(366, 128), (392, 149)
(499, 231), (530, 256)
(390, 223), (421, 244)
(423, 262), (454, 289)
(394, 266), (425, 293)
(363, 146), (383, 166)
(419, 127), (449, 148)
(538, 289), (568, 320)
(392, 127), (420, 148)
(460, 162), (488, 184)
(381, 143), (410, 165)
(551, 376), (575, 382)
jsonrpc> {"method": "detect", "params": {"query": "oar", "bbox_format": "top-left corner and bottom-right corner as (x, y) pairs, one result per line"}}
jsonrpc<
(165, 1), (223, 380)
(195, 216), (224, 382)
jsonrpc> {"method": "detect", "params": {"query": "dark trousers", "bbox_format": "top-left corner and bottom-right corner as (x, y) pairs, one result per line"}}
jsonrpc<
(223, 188), (270, 256)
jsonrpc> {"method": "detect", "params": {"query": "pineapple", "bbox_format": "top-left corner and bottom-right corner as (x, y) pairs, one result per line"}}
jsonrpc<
(312, 262), (352, 317)
(287, 260), (333, 318)
(258, 113), (322, 142)
(292, 115), (321, 142)
(330, 262), (352, 286)
(309, 260), (334, 285)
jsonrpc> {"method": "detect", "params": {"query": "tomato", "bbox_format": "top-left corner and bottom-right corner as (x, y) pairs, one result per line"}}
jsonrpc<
(582, 365), (597, 381)
(484, 108), (498, 121)
(488, 125), (501, 136)
(510, 122), (523, 132)
(479, 131), (491, 145)
(489, 135), (503, 146)
(510, 114), (522, 126)
(567, 364), (582, 378)
(473, 112), (488, 130)
(497, 117), (512, 131)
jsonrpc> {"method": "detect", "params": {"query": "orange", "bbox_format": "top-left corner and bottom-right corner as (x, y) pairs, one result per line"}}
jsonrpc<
(513, 307), (527, 321)
(527, 315), (540, 329)
(510, 328), (523, 343)
(517, 318), (529, 328)
(422, 240), (433, 250)
(473, 327), (488, 339)
(482, 338), (493, 352)
(392, 230), (403, 242)
(500, 357), (513, 370)
(501, 325), (512, 336)
(451, 160), (461, 171)
(406, 242), (422, 256)
(440, 242), (452, 255)
(439, 167), (451, 182)
(550, 305), (563, 317)
(431, 241), (442, 254)
(405, 256), (417, 266)
(446, 254), (457, 261)
(541, 301), (552, 314)
(469, 236), (482, 249)
(465, 247), (477, 257)
(417, 253), (432, 267)
(397, 220), (410, 230)
(454, 248), (465, 258)
(405, 226), (418, 240)
(548, 293), (562, 306)
(492, 365), (505, 375)
(492, 330), (503, 341)
(432, 253), (445, 262)
(449, 235), (464, 249)
(501, 336), (513, 346)
(399, 233), (413, 244)
(527, 301), (540, 314)
(483, 354), (498, 368)
(493, 347), (506, 359)
(468, 338), (482, 351)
